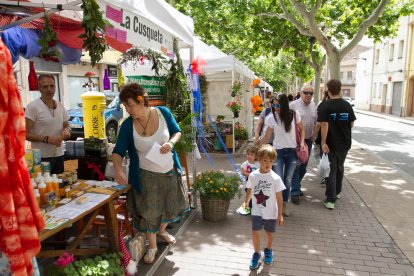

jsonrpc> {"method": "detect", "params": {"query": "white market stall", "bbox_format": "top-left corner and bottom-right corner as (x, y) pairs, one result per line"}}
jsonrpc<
(181, 37), (256, 149)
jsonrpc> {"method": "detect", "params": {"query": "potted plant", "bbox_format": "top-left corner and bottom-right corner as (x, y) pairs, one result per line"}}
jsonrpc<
(194, 170), (242, 221)
(234, 122), (248, 141)
(226, 100), (243, 118)
(231, 80), (243, 98)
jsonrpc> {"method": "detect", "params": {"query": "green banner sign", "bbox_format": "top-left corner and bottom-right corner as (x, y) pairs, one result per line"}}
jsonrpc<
(127, 76), (166, 106)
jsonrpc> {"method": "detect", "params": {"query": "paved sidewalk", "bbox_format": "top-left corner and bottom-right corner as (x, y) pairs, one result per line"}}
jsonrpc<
(153, 145), (414, 275)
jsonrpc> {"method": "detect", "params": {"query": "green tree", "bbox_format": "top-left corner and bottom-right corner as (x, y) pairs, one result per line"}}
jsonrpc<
(269, 0), (414, 79)
(172, 0), (413, 99)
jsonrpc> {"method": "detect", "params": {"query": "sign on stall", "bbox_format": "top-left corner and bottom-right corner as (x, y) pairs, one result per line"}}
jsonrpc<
(99, 1), (174, 57)
(127, 76), (166, 106)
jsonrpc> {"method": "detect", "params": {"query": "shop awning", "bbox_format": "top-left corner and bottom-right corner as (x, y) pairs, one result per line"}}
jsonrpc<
(0, 0), (194, 62)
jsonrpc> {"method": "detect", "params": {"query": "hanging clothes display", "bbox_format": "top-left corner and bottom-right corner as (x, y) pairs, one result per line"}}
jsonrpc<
(0, 38), (45, 276)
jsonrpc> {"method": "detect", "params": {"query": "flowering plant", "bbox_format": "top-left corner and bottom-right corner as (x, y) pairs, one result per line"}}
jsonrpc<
(226, 100), (243, 114)
(234, 122), (248, 140)
(195, 170), (242, 200)
(231, 80), (243, 97)
(47, 252), (123, 275)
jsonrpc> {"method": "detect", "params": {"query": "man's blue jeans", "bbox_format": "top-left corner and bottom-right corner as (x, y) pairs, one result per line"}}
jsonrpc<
(272, 148), (298, 202)
(291, 139), (313, 197)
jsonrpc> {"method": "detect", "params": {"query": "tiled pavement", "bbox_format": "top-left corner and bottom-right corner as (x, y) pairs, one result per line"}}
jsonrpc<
(152, 143), (414, 276)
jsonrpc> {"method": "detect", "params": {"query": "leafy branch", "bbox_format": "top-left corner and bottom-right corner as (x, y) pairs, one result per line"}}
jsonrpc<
(118, 47), (168, 76)
(38, 14), (60, 62)
(80, 0), (110, 67)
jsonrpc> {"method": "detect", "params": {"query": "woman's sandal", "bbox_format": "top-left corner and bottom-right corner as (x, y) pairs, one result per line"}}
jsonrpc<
(159, 231), (176, 244)
(144, 248), (158, 264)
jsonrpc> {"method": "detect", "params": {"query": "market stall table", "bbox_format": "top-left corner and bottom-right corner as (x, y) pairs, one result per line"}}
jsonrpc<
(38, 185), (131, 258)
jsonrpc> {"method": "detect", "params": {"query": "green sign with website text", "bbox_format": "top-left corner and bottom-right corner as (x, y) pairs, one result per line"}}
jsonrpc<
(127, 76), (166, 106)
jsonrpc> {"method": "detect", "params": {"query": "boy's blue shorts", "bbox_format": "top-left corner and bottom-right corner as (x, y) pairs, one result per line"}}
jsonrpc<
(252, 215), (277, 232)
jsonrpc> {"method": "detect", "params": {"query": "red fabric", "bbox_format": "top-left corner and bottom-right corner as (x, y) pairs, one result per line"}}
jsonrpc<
(118, 222), (132, 275)
(0, 13), (132, 52)
(0, 38), (45, 276)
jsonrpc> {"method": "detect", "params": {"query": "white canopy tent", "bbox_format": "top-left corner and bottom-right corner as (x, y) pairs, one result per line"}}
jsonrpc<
(181, 37), (256, 145)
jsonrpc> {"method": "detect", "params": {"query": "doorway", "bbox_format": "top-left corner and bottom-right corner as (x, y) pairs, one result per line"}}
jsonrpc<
(381, 84), (387, 113)
(392, 81), (402, 116)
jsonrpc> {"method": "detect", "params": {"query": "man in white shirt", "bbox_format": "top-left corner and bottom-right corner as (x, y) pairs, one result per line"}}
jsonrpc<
(25, 75), (71, 174)
(289, 84), (317, 204)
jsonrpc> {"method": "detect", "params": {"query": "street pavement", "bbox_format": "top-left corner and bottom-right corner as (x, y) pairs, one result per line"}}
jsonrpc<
(146, 109), (414, 276)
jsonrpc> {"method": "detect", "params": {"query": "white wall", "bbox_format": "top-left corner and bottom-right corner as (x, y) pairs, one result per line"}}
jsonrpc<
(355, 49), (373, 110)
(371, 16), (409, 108)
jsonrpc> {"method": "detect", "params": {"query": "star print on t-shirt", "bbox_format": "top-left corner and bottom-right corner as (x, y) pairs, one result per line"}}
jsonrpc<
(254, 189), (270, 207)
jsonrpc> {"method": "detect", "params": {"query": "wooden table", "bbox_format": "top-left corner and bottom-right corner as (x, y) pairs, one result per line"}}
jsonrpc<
(38, 185), (131, 258)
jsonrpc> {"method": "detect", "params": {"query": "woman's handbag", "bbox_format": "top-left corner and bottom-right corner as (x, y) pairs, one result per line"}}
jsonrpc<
(293, 111), (309, 164)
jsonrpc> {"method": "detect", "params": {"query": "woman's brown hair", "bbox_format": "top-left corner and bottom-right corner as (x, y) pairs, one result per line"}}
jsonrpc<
(119, 83), (149, 106)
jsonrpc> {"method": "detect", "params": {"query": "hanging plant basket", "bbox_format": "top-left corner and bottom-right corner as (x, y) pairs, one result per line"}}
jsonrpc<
(200, 197), (230, 222)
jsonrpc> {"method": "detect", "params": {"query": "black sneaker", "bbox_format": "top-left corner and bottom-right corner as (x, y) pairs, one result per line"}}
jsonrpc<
(291, 196), (300, 205)
(299, 191), (304, 196)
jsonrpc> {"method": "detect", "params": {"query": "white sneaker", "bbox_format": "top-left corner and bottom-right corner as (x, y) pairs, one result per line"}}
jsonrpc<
(282, 202), (290, 217)
(336, 194), (341, 199)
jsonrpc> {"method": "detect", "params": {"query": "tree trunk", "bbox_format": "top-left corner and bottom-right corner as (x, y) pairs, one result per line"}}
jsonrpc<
(313, 68), (322, 103)
(327, 51), (341, 80)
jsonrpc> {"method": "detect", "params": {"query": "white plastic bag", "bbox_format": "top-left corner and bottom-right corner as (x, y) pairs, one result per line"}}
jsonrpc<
(317, 153), (330, 178)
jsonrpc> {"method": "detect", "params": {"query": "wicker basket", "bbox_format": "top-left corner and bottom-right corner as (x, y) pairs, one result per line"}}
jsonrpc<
(200, 197), (230, 222)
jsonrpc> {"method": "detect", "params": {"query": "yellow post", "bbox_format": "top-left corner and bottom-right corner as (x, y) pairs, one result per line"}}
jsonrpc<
(81, 91), (106, 139)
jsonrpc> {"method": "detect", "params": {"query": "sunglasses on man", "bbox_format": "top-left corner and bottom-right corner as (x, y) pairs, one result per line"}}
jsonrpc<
(302, 91), (313, 96)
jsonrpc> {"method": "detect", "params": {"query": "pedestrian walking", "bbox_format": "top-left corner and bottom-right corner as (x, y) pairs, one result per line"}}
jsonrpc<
(244, 144), (285, 270)
(289, 84), (317, 204)
(241, 145), (260, 213)
(254, 96), (275, 146)
(318, 79), (356, 210)
(259, 93), (305, 216)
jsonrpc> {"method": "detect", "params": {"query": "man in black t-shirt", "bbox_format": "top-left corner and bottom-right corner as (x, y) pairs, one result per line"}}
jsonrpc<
(317, 79), (356, 210)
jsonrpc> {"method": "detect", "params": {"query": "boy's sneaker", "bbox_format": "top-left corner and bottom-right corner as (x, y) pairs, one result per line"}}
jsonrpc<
(264, 248), (273, 264)
(323, 200), (335, 210)
(249, 252), (261, 270)
(336, 193), (341, 199)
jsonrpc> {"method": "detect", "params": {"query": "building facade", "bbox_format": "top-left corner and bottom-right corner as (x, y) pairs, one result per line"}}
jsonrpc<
(354, 15), (413, 116)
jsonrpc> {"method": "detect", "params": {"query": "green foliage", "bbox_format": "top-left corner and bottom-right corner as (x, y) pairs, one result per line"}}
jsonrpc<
(80, 0), (111, 67)
(38, 14), (60, 62)
(174, 113), (195, 153)
(118, 47), (168, 76)
(199, 74), (208, 95)
(47, 253), (123, 276)
(231, 80), (243, 97)
(165, 37), (190, 123)
(195, 170), (242, 200)
(173, 0), (413, 87)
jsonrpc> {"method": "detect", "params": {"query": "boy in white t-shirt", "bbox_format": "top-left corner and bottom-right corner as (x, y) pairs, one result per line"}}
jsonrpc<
(244, 144), (285, 270)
